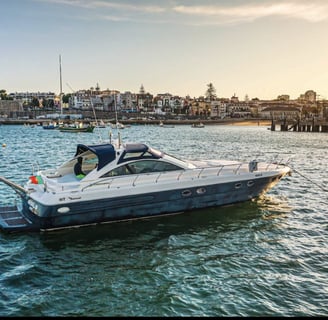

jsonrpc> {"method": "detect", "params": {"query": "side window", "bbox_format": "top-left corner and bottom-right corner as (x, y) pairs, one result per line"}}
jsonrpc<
(100, 160), (183, 178)
(155, 162), (182, 172)
(130, 160), (182, 174)
(101, 165), (132, 178)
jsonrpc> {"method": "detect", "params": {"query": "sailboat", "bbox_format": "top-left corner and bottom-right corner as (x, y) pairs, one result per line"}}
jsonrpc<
(94, 119), (107, 128)
(191, 122), (205, 128)
(109, 94), (125, 129)
(57, 55), (94, 133)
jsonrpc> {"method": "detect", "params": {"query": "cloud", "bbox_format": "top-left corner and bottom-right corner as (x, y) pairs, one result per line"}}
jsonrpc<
(173, 2), (328, 24)
(41, 0), (165, 13)
(38, 0), (328, 25)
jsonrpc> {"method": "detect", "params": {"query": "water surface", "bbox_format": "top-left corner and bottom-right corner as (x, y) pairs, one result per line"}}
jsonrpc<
(0, 124), (327, 316)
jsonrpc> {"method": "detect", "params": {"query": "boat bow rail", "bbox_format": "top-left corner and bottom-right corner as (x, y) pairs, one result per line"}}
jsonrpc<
(80, 161), (290, 192)
(18, 159), (291, 195)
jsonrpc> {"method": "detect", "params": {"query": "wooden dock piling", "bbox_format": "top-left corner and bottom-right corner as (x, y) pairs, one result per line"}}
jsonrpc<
(271, 119), (328, 133)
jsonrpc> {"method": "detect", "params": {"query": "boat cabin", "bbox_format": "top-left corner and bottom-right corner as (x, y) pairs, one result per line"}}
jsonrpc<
(53, 143), (187, 181)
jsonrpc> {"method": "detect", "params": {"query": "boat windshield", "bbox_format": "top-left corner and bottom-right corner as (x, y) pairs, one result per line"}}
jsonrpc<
(101, 159), (183, 178)
(163, 153), (197, 169)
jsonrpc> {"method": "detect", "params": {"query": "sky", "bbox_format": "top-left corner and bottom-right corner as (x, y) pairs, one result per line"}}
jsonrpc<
(1, 0), (328, 100)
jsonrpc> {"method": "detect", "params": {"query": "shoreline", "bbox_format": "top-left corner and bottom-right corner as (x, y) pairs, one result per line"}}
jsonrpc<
(0, 118), (272, 127)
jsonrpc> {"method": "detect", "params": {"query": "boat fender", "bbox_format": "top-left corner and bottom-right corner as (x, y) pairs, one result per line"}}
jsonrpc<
(57, 207), (70, 214)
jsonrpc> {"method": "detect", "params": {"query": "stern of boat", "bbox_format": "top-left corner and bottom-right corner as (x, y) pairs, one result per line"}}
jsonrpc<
(0, 205), (40, 233)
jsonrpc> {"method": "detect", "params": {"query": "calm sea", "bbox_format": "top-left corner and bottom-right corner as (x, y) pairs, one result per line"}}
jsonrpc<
(0, 124), (327, 317)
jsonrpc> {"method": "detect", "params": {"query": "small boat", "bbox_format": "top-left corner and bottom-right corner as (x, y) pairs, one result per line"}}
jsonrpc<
(42, 122), (58, 130)
(159, 121), (175, 128)
(0, 136), (291, 233)
(58, 122), (94, 133)
(110, 122), (125, 129)
(94, 120), (107, 128)
(192, 123), (205, 128)
(24, 123), (35, 128)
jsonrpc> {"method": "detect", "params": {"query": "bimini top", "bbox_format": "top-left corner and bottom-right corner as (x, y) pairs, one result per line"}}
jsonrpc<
(75, 143), (116, 170)
(74, 143), (160, 171)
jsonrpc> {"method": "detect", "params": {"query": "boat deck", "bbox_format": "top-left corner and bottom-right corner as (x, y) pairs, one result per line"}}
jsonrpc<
(0, 205), (34, 231)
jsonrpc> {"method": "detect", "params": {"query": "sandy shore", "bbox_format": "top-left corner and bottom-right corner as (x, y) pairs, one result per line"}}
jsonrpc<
(227, 120), (271, 126)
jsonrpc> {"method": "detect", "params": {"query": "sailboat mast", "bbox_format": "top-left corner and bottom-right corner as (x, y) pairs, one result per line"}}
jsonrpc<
(59, 54), (63, 115)
(114, 93), (118, 125)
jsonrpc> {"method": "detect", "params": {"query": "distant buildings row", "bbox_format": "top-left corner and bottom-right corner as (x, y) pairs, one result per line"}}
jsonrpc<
(1, 86), (328, 120)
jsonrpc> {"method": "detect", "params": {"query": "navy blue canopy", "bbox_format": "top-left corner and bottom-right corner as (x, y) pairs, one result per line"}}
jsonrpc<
(75, 143), (116, 170)
(117, 143), (162, 164)
(124, 143), (148, 153)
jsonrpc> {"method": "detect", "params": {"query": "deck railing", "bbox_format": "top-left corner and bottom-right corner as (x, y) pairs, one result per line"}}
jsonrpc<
(37, 157), (291, 194)
(77, 160), (289, 193)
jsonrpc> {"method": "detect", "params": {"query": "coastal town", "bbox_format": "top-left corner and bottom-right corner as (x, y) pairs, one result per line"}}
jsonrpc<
(0, 85), (328, 129)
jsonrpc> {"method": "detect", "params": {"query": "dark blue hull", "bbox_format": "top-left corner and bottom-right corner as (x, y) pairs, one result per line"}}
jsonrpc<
(0, 174), (282, 233)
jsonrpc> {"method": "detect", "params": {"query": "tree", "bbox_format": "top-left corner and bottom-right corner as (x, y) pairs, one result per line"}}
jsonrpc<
(0, 89), (13, 100)
(205, 83), (217, 101)
(41, 98), (48, 108)
(0, 89), (6, 100)
(31, 97), (40, 108)
(62, 94), (71, 104)
(42, 98), (55, 109)
(48, 99), (55, 109)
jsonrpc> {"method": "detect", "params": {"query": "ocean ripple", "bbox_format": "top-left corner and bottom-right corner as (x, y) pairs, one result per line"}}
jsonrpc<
(0, 125), (327, 316)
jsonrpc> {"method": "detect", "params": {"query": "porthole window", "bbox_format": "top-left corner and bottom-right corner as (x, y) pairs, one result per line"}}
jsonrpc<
(247, 181), (254, 187)
(235, 182), (242, 189)
(182, 190), (192, 197)
(196, 187), (206, 194)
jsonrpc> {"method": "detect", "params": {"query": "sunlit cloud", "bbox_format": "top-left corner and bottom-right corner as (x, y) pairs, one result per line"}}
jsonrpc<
(40, 0), (166, 13)
(38, 0), (328, 25)
(173, 2), (328, 24)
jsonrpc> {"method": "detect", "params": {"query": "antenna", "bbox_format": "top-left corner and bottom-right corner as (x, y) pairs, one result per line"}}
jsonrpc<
(89, 94), (103, 142)
(118, 131), (121, 148)
(59, 54), (63, 115)
(114, 93), (119, 127)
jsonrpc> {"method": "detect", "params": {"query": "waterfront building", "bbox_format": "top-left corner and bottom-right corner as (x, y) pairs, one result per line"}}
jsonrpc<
(120, 91), (137, 113)
(298, 90), (316, 103)
(137, 85), (153, 113)
(277, 94), (290, 101)
(4, 86), (327, 122)
(259, 105), (301, 120)
(210, 100), (227, 119)
(190, 97), (211, 117)
(0, 100), (23, 118)
(8, 92), (55, 105)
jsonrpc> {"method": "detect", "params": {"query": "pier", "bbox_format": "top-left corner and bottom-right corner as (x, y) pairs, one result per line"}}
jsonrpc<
(270, 119), (328, 132)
